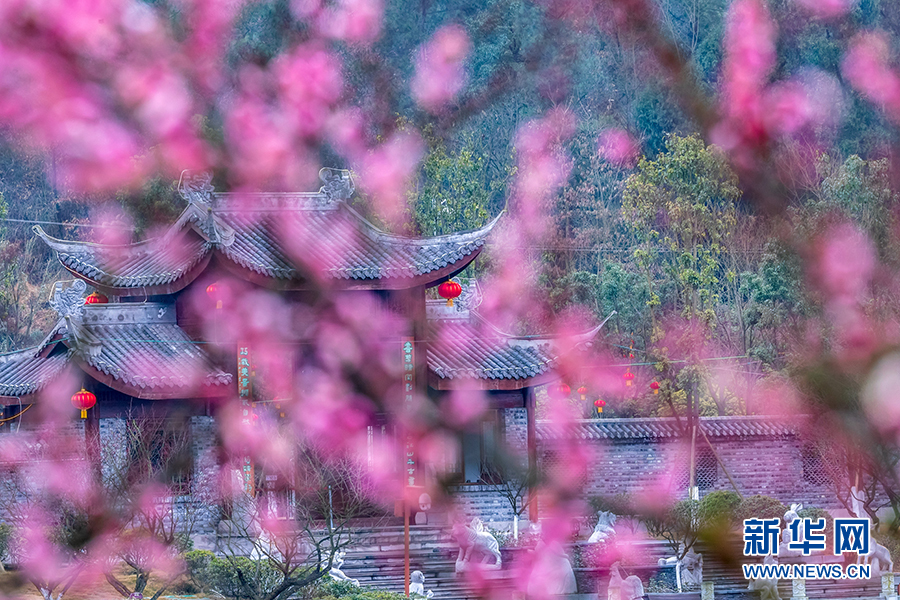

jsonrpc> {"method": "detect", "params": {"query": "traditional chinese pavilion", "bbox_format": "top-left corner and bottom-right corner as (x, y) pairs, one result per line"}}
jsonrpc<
(0, 169), (598, 511)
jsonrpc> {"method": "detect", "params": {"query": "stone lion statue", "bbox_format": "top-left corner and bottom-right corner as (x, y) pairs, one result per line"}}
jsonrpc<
(588, 510), (618, 543)
(747, 554), (780, 600)
(324, 551), (359, 586)
(409, 570), (434, 598)
(451, 517), (502, 572)
(859, 539), (894, 577)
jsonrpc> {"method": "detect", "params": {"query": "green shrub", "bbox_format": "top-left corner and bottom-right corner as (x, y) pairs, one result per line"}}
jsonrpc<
(735, 495), (786, 523)
(205, 556), (285, 599)
(699, 491), (742, 527)
(184, 549), (215, 589)
(307, 579), (405, 600)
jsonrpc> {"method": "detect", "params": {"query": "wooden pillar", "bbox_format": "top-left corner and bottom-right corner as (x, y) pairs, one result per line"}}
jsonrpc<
(85, 400), (101, 482)
(525, 386), (537, 522)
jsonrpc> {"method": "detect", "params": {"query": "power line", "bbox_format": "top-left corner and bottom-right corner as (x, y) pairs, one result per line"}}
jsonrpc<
(1, 217), (124, 229)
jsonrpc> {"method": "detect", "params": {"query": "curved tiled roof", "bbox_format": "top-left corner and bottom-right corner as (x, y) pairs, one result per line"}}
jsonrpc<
(0, 304), (231, 400)
(214, 201), (495, 282)
(536, 415), (800, 441)
(0, 350), (70, 397)
(427, 318), (557, 383)
(34, 227), (213, 291)
(77, 321), (232, 393)
(35, 186), (498, 294)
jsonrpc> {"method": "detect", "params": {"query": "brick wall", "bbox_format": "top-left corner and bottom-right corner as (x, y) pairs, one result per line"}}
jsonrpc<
(572, 435), (839, 509)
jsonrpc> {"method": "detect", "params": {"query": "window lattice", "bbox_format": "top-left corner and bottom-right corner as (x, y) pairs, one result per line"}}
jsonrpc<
(802, 443), (829, 485)
(677, 446), (718, 490)
(541, 449), (587, 490)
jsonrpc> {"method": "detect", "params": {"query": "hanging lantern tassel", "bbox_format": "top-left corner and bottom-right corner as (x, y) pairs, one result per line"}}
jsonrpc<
(594, 399), (606, 414)
(71, 388), (97, 419)
(650, 381), (660, 395)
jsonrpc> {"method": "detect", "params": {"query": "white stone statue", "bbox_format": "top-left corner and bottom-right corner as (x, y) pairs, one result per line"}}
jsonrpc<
(747, 554), (780, 600)
(608, 562), (643, 600)
(526, 540), (576, 596)
(588, 510), (618, 544)
(324, 551), (359, 586)
(452, 517), (502, 572)
(859, 538), (894, 577)
(409, 570), (433, 598)
(681, 549), (703, 587)
(778, 503), (803, 558)
(415, 493), (431, 525)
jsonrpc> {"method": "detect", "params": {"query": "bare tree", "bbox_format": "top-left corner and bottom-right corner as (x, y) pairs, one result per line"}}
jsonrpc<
(100, 414), (205, 600)
(0, 431), (92, 600)
(214, 446), (385, 600)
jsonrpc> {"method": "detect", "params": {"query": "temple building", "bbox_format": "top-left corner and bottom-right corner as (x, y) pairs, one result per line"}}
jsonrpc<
(0, 169), (842, 538)
(0, 169), (591, 519)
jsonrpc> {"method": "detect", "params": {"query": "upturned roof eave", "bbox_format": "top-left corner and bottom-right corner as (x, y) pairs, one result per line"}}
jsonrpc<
(428, 369), (557, 391)
(35, 201), (500, 293)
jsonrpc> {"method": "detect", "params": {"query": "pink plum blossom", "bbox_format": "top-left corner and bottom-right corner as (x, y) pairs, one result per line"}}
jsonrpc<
(411, 25), (471, 113)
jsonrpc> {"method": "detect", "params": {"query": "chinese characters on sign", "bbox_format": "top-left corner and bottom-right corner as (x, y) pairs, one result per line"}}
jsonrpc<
(238, 344), (255, 496)
(403, 337), (417, 487)
(743, 518), (871, 556)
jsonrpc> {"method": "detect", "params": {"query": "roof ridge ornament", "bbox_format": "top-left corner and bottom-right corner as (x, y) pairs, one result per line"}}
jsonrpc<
(49, 279), (86, 321)
(48, 280), (100, 354)
(178, 170), (215, 206)
(455, 279), (482, 313)
(318, 167), (354, 204)
(177, 171), (236, 247)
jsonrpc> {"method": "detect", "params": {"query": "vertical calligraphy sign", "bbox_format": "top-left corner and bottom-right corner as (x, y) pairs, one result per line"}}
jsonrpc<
(237, 344), (255, 496)
(402, 337), (417, 486)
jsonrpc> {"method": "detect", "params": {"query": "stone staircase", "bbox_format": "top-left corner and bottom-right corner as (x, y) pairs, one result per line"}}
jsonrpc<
(338, 526), (891, 600)
(340, 523), (485, 599)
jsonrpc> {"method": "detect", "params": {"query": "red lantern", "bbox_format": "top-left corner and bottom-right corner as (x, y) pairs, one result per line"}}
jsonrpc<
(438, 281), (463, 307)
(550, 383), (571, 399)
(594, 398), (606, 414)
(71, 388), (96, 419)
(207, 282), (223, 309)
(577, 385), (588, 401)
(650, 381), (660, 395)
(84, 291), (108, 305)
(624, 371), (635, 386)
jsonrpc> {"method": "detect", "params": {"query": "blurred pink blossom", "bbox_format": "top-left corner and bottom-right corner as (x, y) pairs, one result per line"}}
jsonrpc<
(842, 32), (900, 123)
(275, 44), (344, 138)
(598, 128), (639, 167)
(762, 81), (813, 135)
(411, 25), (471, 113)
(863, 353), (900, 436)
(317, 0), (384, 45)
(358, 131), (423, 228)
(715, 0), (776, 159)
(815, 222), (874, 303)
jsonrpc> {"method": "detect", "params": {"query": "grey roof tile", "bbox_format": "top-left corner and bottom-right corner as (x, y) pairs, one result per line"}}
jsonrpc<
(426, 318), (556, 381)
(77, 321), (232, 391)
(536, 415), (800, 441)
(35, 193), (498, 291)
(0, 350), (69, 397)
